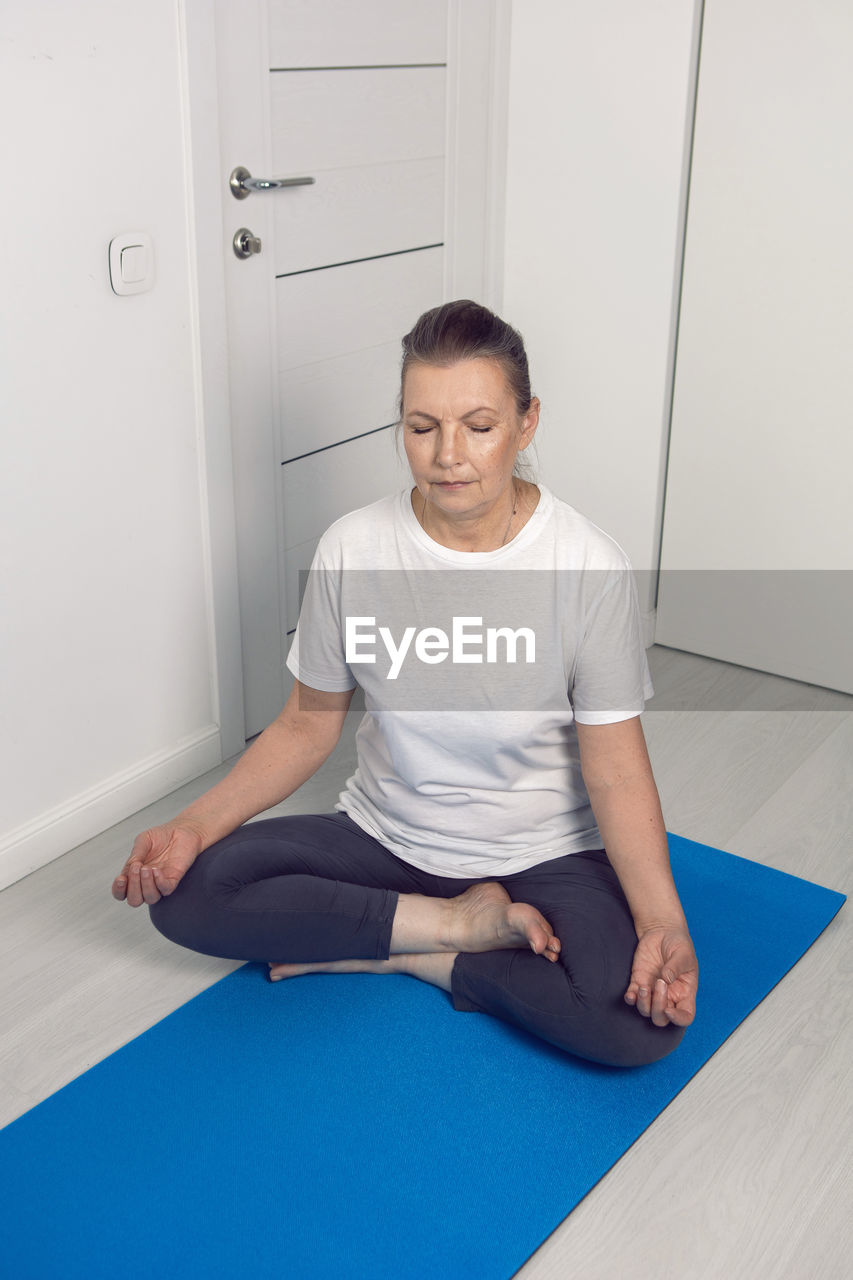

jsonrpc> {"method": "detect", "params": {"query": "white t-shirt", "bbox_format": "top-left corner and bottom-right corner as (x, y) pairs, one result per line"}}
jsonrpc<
(287, 485), (653, 878)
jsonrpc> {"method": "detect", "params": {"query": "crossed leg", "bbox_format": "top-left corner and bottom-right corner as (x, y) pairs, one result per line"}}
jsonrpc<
(149, 812), (685, 1066)
(268, 880), (560, 987)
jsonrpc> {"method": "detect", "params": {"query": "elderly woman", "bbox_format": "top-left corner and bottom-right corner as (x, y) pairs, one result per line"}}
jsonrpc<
(112, 301), (698, 1067)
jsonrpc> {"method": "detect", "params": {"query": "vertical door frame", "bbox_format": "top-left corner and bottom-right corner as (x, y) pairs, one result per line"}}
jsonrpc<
(653, 0), (705, 607)
(444, 0), (512, 308)
(207, 0), (286, 740)
(183, 0), (512, 745)
(181, 0), (247, 759)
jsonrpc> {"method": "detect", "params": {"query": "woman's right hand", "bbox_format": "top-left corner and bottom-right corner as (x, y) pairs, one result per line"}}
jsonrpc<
(111, 822), (204, 907)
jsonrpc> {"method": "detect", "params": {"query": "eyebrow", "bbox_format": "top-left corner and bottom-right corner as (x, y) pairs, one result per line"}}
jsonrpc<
(404, 407), (499, 422)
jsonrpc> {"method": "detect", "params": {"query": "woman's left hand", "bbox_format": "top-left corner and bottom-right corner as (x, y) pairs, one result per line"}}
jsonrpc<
(624, 927), (698, 1027)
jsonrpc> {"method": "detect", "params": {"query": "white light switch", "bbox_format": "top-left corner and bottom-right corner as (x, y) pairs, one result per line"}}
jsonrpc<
(120, 244), (146, 284)
(109, 232), (154, 295)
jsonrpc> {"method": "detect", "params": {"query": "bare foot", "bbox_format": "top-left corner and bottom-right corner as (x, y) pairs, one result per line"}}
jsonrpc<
(446, 882), (561, 960)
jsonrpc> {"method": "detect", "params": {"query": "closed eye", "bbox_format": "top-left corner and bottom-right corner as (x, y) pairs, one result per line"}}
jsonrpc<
(404, 419), (495, 434)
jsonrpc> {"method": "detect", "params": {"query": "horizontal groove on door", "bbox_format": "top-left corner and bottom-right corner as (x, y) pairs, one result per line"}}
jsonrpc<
(276, 243), (443, 280)
(282, 422), (395, 468)
(270, 63), (447, 72)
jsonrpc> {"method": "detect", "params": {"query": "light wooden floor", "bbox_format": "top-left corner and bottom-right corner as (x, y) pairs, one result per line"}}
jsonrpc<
(1, 647), (850, 1278)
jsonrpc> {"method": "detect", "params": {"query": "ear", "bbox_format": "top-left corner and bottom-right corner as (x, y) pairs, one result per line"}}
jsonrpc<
(519, 396), (540, 449)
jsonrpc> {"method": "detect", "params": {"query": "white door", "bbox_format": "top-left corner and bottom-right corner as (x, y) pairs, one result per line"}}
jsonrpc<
(215, 0), (508, 736)
(656, 0), (853, 695)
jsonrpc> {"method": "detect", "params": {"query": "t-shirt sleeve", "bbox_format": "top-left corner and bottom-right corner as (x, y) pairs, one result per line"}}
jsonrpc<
(285, 537), (358, 693)
(569, 564), (654, 725)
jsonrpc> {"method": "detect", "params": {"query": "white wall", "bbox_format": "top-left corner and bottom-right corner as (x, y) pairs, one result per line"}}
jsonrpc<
(502, 0), (699, 599)
(0, 1), (228, 888)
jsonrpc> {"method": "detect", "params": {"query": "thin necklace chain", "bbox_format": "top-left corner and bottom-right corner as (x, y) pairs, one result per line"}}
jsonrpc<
(420, 480), (519, 549)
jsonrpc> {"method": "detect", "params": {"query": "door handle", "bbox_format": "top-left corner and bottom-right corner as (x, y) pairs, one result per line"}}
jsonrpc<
(229, 165), (316, 200)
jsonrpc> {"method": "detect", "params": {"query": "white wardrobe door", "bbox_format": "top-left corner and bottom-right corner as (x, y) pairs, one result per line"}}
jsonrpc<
(657, 0), (853, 693)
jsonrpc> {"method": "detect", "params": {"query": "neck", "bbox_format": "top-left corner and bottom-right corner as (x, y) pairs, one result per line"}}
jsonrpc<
(416, 481), (525, 552)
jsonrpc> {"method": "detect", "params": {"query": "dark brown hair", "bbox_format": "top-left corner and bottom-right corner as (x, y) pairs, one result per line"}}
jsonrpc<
(399, 300), (533, 417)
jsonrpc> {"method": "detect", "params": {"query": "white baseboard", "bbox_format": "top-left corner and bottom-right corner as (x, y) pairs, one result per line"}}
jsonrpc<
(0, 725), (223, 892)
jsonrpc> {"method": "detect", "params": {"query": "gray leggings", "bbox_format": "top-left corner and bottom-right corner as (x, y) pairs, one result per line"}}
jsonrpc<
(149, 812), (684, 1067)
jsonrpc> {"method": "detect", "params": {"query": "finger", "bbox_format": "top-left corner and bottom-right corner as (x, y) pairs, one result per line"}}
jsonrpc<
(635, 985), (652, 1018)
(123, 862), (140, 907)
(129, 829), (155, 860)
(624, 981), (638, 1006)
(126, 861), (156, 908)
(666, 1004), (695, 1027)
(111, 874), (128, 901)
(139, 865), (163, 906)
(650, 978), (670, 1027)
(151, 866), (178, 897)
(666, 992), (697, 1027)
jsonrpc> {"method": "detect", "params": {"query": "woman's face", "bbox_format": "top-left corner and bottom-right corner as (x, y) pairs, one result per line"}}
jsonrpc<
(401, 359), (539, 520)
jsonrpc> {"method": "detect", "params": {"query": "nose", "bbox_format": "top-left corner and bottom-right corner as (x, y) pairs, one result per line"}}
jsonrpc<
(435, 423), (463, 469)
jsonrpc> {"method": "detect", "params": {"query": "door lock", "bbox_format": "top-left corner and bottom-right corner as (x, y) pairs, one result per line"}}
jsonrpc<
(233, 228), (262, 259)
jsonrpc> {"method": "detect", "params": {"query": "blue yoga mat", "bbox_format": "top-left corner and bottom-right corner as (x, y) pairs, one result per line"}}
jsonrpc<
(0, 835), (844, 1280)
